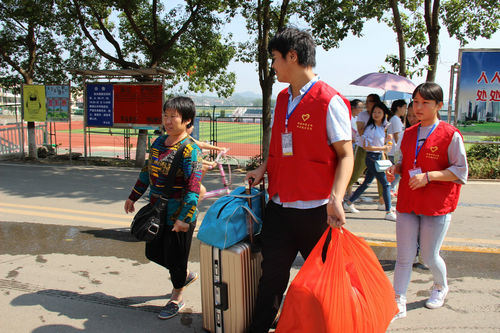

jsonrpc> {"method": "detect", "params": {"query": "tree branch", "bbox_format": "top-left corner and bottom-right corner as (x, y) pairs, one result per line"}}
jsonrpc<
(389, 0), (407, 76)
(122, 4), (153, 51)
(152, 0), (158, 43)
(277, 0), (289, 31)
(72, 0), (139, 68)
(88, 3), (126, 61)
(0, 45), (29, 81)
(157, 3), (200, 55)
(0, 3), (29, 33)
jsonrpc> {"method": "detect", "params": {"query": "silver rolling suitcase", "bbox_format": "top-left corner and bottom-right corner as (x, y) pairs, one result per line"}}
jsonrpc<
(200, 241), (262, 333)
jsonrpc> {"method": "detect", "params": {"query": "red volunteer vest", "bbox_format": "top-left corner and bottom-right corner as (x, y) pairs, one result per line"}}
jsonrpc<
(396, 121), (462, 215)
(267, 81), (351, 202)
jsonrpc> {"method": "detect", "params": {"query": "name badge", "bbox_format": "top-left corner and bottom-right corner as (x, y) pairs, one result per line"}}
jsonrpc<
(282, 132), (293, 156)
(409, 167), (422, 178)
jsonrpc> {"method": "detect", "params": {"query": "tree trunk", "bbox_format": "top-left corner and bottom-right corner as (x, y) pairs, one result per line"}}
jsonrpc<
(135, 129), (148, 167)
(425, 0), (440, 82)
(426, 31), (439, 82)
(390, 0), (407, 77)
(27, 121), (37, 159)
(257, 0), (288, 159)
(261, 79), (273, 159)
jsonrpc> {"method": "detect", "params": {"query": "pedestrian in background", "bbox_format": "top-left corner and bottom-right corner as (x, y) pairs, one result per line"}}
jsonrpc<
(386, 82), (468, 320)
(346, 93), (385, 207)
(387, 99), (407, 195)
(350, 99), (364, 144)
(343, 102), (396, 221)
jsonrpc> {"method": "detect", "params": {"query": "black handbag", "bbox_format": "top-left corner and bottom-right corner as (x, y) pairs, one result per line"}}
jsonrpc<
(130, 139), (190, 242)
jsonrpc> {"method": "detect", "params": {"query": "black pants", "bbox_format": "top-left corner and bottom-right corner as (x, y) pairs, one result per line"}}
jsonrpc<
(145, 222), (196, 289)
(250, 201), (328, 333)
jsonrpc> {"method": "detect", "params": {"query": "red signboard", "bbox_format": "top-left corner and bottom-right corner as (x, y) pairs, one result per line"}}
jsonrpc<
(113, 85), (162, 126)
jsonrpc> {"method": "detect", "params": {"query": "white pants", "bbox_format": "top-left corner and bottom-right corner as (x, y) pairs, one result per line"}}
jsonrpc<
(393, 212), (451, 297)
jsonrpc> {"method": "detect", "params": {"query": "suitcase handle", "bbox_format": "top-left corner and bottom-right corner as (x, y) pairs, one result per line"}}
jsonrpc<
(214, 281), (229, 311)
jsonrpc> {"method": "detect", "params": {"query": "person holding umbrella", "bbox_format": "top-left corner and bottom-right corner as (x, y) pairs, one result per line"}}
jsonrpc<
(386, 82), (468, 320)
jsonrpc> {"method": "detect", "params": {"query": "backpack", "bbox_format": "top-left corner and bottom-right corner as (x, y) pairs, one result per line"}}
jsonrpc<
(197, 186), (266, 249)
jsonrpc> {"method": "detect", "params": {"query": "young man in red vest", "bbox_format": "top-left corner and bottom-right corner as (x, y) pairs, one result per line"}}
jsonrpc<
(245, 27), (354, 333)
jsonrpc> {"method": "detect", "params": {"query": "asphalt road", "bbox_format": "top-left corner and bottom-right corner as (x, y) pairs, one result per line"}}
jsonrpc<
(0, 161), (499, 332)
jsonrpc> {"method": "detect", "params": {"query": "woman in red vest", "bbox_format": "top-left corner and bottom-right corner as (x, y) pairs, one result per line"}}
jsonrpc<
(386, 83), (468, 320)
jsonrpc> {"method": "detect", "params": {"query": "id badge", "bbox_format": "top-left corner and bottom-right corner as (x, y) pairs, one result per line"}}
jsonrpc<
(409, 167), (422, 178)
(281, 132), (293, 156)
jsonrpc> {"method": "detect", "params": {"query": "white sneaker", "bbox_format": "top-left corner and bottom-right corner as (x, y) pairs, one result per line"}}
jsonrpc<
(425, 284), (448, 309)
(391, 295), (407, 322)
(385, 211), (397, 221)
(343, 201), (359, 213)
(377, 203), (386, 211)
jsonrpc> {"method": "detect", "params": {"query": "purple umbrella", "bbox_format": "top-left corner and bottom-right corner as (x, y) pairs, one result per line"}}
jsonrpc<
(350, 72), (417, 94)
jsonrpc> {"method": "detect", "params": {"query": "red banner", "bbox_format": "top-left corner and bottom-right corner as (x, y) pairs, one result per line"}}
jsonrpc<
(113, 85), (162, 126)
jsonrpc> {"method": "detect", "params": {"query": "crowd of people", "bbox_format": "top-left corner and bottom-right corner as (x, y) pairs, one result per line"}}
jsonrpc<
(122, 27), (468, 331)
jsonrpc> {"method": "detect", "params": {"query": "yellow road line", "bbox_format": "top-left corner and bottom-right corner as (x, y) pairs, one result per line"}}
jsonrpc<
(2, 203), (499, 254)
(0, 208), (130, 226)
(367, 240), (500, 254)
(0, 202), (128, 219)
(355, 232), (500, 246)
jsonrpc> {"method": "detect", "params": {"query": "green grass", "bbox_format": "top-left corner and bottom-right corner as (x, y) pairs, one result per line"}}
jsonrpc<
(65, 121), (262, 145)
(457, 122), (500, 135)
(198, 121), (261, 144)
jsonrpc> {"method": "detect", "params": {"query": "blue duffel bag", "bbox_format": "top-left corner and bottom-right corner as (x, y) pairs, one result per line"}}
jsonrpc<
(197, 186), (266, 249)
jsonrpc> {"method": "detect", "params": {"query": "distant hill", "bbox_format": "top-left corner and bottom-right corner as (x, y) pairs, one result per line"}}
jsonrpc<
(188, 91), (262, 107)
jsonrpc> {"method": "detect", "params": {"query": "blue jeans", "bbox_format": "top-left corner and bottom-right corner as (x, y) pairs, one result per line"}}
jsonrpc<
(393, 212), (451, 297)
(348, 152), (392, 211)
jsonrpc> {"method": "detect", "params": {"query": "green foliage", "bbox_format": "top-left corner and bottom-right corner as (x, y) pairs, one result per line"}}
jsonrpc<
(442, 0), (500, 47)
(466, 137), (500, 160)
(297, 0), (385, 50)
(468, 158), (500, 179)
(64, 0), (237, 97)
(0, 0), (102, 89)
(381, 0), (500, 79)
(467, 137), (500, 179)
(245, 154), (263, 171)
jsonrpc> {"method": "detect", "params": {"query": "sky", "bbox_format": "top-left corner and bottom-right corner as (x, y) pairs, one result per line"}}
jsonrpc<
(223, 17), (500, 101)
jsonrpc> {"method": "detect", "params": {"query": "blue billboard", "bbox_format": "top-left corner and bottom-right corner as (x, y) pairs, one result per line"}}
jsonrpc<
(457, 49), (500, 123)
(86, 84), (113, 127)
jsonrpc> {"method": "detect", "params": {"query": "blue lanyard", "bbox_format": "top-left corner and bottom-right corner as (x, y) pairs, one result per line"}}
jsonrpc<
(414, 122), (437, 166)
(285, 81), (317, 130)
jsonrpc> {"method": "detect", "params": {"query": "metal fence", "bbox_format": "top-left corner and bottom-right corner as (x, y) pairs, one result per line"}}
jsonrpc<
(3, 103), (496, 162)
(0, 123), (48, 157)
(0, 105), (264, 165)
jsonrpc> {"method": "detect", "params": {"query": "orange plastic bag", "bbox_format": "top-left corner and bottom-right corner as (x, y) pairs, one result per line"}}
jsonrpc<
(276, 227), (398, 333)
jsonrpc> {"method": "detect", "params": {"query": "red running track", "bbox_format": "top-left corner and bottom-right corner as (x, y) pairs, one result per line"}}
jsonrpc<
(1, 120), (260, 159)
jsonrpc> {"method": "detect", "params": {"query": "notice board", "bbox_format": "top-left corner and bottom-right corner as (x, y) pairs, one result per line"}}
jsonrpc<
(113, 84), (162, 126)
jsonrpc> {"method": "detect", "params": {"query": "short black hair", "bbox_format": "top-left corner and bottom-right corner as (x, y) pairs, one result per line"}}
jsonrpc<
(268, 27), (316, 67)
(389, 99), (407, 119)
(163, 96), (196, 128)
(413, 82), (443, 103)
(350, 99), (363, 109)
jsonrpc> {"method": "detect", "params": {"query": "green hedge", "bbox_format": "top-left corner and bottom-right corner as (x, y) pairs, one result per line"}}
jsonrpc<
(467, 137), (500, 179)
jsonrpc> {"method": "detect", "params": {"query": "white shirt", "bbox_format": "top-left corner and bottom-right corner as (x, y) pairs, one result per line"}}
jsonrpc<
(351, 115), (359, 141)
(355, 110), (370, 146)
(361, 123), (386, 149)
(270, 76), (351, 209)
(387, 116), (404, 156)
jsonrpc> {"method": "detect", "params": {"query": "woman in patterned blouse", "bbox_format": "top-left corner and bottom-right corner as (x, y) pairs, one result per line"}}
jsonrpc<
(124, 96), (202, 320)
